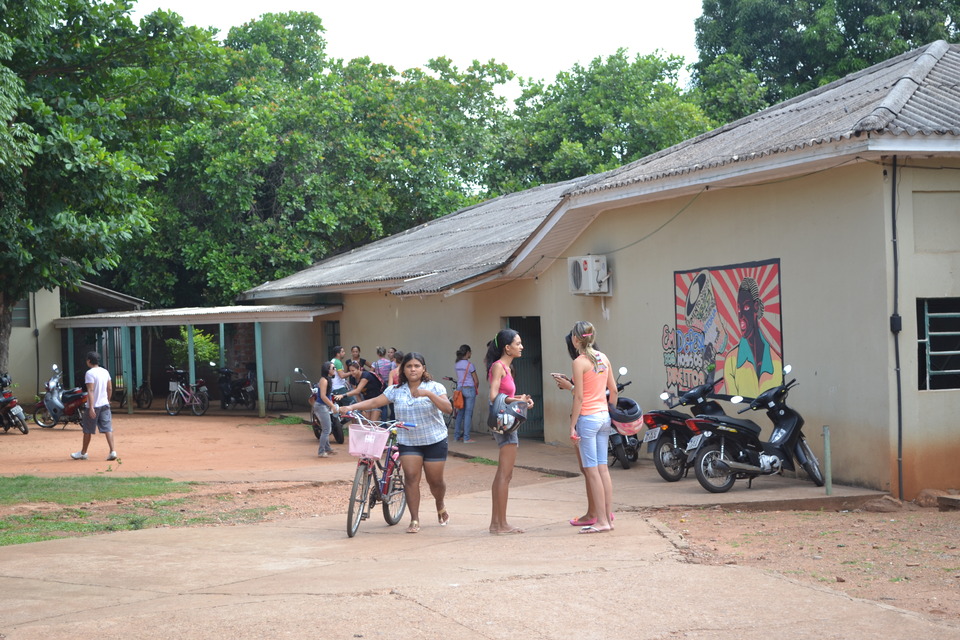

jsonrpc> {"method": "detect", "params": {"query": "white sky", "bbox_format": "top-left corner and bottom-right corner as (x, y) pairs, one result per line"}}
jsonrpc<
(130, 0), (703, 87)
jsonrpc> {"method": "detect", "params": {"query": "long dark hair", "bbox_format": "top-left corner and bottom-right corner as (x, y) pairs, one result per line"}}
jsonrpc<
(485, 328), (518, 375)
(398, 352), (432, 385)
(321, 361), (335, 379)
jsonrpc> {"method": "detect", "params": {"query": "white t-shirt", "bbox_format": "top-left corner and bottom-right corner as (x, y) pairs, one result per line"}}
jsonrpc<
(85, 366), (112, 409)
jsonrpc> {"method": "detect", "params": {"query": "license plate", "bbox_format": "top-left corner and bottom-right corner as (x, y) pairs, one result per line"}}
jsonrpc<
(244, 384), (254, 392)
(686, 434), (703, 451)
(642, 428), (661, 443)
(169, 381), (179, 392)
(12, 405), (24, 418)
(199, 386), (207, 393)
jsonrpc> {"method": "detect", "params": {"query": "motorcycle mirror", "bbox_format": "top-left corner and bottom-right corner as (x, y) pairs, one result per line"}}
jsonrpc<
(618, 366), (628, 376)
(659, 392), (670, 401)
(294, 367), (303, 375)
(52, 364), (59, 373)
(730, 395), (745, 404)
(783, 364), (792, 374)
(209, 361), (217, 367)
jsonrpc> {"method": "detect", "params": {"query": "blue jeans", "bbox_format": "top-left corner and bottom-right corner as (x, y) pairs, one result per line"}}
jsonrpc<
(454, 385), (477, 440)
(576, 412), (613, 467)
(314, 403), (333, 454)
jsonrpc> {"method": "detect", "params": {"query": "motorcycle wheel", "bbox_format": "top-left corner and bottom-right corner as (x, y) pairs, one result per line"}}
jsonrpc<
(33, 406), (57, 428)
(242, 391), (257, 411)
(165, 392), (183, 416)
(610, 441), (631, 470)
(797, 436), (825, 486)
(626, 443), (639, 462)
(331, 414), (345, 444)
(191, 392), (210, 416)
(15, 415), (28, 434)
(694, 443), (737, 493)
(653, 437), (686, 482)
(312, 414), (323, 439)
(135, 385), (153, 409)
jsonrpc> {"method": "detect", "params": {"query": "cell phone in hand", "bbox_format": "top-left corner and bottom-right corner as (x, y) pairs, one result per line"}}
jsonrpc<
(550, 372), (571, 381)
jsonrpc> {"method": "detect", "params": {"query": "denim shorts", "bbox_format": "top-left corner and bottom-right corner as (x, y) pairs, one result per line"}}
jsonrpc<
(398, 438), (448, 462)
(576, 412), (612, 468)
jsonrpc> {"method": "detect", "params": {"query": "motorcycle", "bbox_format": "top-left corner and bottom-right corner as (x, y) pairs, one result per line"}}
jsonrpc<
(608, 367), (641, 470)
(293, 367), (344, 444)
(641, 378), (728, 482)
(33, 364), (87, 429)
(683, 366), (824, 493)
(0, 373), (29, 434)
(210, 362), (257, 410)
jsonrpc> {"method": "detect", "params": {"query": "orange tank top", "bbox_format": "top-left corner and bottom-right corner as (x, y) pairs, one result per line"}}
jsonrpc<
(578, 353), (609, 415)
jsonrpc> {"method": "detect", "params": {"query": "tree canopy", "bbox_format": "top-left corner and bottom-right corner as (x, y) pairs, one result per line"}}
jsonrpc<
(0, 0), (213, 369)
(695, 0), (960, 103)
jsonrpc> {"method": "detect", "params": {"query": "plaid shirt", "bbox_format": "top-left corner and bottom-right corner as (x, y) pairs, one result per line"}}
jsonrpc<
(383, 381), (449, 446)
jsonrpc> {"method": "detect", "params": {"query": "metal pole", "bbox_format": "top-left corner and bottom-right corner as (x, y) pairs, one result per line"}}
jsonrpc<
(187, 325), (196, 386)
(255, 322), (266, 418)
(823, 425), (832, 496)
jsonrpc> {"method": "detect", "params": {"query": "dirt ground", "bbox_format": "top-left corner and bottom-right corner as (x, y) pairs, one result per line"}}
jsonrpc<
(2, 410), (958, 622)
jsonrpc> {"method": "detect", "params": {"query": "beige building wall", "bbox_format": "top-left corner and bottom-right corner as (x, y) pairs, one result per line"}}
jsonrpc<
(890, 159), (960, 497)
(262, 159), (957, 496)
(10, 288), (62, 400)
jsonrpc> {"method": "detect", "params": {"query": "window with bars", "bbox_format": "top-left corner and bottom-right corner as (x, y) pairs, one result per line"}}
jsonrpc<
(12, 298), (29, 328)
(325, 321), (340, 360)
(917, 298), (960, 390)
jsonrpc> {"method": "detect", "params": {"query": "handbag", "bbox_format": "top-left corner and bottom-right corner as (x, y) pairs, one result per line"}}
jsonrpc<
(452, 363), (470, 410)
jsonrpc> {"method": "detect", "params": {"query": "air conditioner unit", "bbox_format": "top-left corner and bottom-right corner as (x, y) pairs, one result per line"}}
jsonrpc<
(567, 255), (610, 295)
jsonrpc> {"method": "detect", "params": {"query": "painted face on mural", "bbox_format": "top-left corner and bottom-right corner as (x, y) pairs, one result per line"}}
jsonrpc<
(737, 289), (759, 339)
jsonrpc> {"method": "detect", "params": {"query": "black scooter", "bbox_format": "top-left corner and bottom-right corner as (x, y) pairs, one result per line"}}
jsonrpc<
(641, 378), (727, 482)
(211, 362), (256, 410)
(293, 367), (344, 444)
(683, 366), (824, 493)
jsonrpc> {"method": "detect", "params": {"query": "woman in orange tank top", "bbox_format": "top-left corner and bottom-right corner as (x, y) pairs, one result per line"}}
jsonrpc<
(568, 320), (617, 534)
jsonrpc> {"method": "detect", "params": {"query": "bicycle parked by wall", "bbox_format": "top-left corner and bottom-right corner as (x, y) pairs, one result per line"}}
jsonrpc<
(164, 366), (210, 416)
(345, 411), (412, 538)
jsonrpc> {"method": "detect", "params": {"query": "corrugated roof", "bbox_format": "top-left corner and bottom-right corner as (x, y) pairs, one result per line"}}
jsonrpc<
(242, 41), (960, 301)
(572, 41), (960, 196)
(53, 305), (341, 328)
(241, 177), (593, 299)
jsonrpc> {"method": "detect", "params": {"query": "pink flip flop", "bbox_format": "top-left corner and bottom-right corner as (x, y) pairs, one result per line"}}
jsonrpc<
(570, 516), (597, 526)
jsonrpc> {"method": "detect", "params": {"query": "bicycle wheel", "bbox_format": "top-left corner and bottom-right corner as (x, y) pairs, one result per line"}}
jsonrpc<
(165, 391), (183, 416)
(347, 462), (372, 538)
(135, 385), (153, 409)
(191, 391), (210, 416)
(381, 451), (407, 525)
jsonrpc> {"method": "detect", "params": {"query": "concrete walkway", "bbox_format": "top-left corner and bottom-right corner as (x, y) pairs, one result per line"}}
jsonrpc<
(4, 417), (958, 639)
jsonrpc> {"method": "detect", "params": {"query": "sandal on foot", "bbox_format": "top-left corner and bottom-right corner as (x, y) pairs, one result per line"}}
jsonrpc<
(570, 516), (597, 527)
(406, 520), (420, 534)
(437, 507), (449, 526)
(579, 525), (610, 534)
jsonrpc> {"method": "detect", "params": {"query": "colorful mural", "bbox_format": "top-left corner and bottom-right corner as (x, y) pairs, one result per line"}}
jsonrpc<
(662, 259), (783, 398)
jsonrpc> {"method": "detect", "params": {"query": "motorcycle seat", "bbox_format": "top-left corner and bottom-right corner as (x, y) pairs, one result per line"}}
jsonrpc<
(63, 390), (87, 403)
(713, 416), (764, 436)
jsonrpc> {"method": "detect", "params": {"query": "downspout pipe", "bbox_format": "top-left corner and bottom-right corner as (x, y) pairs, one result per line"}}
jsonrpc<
(890, 156), (904, 499)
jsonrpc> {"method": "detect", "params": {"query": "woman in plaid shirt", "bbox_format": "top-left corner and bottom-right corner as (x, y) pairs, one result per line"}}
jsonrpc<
(336, 352), (452, 534)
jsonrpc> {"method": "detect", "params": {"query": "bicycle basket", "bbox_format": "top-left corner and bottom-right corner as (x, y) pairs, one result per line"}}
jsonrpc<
(348, 424), (391, 459)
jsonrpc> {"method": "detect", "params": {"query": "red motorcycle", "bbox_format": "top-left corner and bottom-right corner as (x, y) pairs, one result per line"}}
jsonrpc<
(34, 364), (88, 429)
(0, 373), (29, 434)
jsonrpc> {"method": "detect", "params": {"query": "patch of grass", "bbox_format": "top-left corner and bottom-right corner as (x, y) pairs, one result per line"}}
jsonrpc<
(268, 416), (304, 425)
(467, 457), (498, 466)
(0, 475), (192, 506)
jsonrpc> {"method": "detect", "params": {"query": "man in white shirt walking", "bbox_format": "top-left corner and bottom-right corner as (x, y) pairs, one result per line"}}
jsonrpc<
(71, 351), (117, 461)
